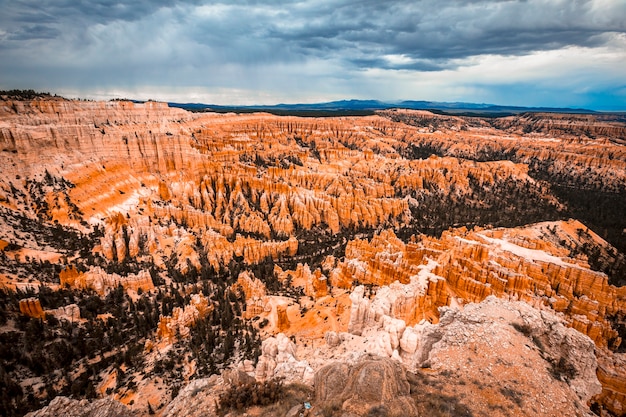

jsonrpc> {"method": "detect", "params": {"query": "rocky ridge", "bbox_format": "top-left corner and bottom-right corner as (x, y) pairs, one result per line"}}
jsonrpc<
(24, 396), (133, 417)
(102, 296), (603, 417)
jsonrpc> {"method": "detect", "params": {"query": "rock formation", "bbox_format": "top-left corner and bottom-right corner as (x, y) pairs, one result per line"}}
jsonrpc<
(275, 263), (329, 299)
(24, 396), (132, 417)
(313, 357), (418, 417)
(336, 222), (626, 415)
(157, 294), (212, 342)
(1, 98), (556, 252)
(381, 109), (626, 193)
(341, 221), (626, 350)
(409, 296), (603, 417)
(255, 333), (314, 384)
(60, 266), (154, 295)
(297, 296), (602, 417)
(47, 303), (81, 322)
(160, 375), (223, 417)
(18, 297), (44, 319)
(18, 297), (80, 321)
(493, 112), (626, 143)
(232, 271), (267, 319)
(595, 350), (626, 417)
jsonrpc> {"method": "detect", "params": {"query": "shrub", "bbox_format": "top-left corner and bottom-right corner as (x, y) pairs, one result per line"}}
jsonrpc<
(366, 405), (389, 417)
(511, 322), (533, 337)
(550, 357), (578, 382)
(499, 387), (523, 407)
(321, 398), (342, 417)
(218, 378), (284, 414)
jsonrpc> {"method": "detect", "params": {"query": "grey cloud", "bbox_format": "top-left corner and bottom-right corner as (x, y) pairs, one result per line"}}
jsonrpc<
(0, 0), (200, 49)
(2, 0), (624, 68)
(253, 0), (626, 68)
(8, 24), (61, 41)
(0, 0), (624, 109)
(12, 10), (57, 25)
(349, 57), (445, 72)
(2, 0), (187, 25)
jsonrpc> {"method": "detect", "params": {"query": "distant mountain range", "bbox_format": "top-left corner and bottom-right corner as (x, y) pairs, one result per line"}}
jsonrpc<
(167, 99), (596, 116)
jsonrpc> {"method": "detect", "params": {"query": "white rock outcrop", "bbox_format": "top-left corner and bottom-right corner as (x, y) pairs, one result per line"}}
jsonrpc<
(25, 396), (131, 417)
(347, 292), (602, 404)
(161, 375), (221, 417)
(255, 333), (315, 384)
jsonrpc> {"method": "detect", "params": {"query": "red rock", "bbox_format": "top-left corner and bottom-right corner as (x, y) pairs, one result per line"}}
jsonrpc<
(157, 294), (213, 342)
(60, 265), (154, 295)
(19, 297), (44, 319)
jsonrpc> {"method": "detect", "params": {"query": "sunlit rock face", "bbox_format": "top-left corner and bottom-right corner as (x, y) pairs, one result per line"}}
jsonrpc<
(381, 109), (626, 193)
(2, 96), (626, 417)
(18, 297), (44, 319)
(342, 222), (626, 348)
(60, 265), (154, 295)
(336, 223), (626, 416)
(0, 98), (552, 242)
(156, 294), (213, 342)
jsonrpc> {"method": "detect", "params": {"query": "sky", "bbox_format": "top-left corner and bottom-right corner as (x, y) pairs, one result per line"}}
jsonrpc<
(0, 0), (625, 110)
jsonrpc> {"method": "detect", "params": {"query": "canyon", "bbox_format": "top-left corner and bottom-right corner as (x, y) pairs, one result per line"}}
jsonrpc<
(0, 93), (625, 417)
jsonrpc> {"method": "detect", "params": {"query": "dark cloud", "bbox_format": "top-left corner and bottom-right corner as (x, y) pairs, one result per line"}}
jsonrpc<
(253, 0), (625, 67)
(349, 57), (445, 72)
(2, 0), (185, 25)
(0, 0), (624, 108)
(7, 24), (60, 41)
(2, 0), (624, 66)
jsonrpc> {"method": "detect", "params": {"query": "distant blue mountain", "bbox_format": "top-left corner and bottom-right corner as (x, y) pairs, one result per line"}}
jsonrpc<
(167, 99), (595, 115)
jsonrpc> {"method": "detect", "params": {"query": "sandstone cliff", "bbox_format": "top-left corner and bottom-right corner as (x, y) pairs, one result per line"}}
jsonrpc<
(18, 297), (44, 319)
(19, 297), (80, 321)
(340, 221), (626, 350)
(0, 98), (556, 249)
(381, 108), (626, 193)
(60, 266), (154, 295)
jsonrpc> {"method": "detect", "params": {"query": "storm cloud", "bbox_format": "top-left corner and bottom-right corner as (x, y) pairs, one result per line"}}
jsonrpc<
(0, 0), (624, 108)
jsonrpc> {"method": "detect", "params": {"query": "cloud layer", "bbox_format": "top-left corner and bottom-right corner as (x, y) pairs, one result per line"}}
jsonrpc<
(1, 0), (624, 108)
